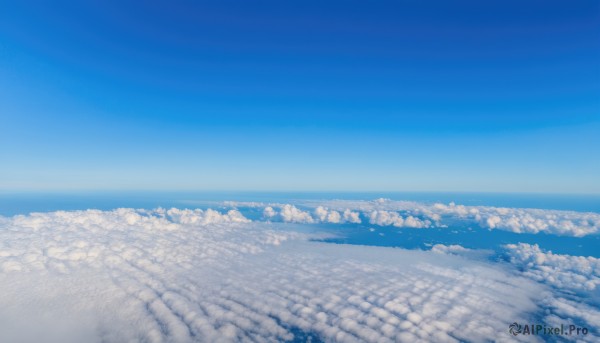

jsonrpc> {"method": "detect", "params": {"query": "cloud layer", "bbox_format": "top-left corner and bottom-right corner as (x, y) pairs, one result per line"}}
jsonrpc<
(266, 199), (600, 237)
(0, 208), (554, 342)
(504, 243), (600, 292)
(263, 205), (362, 225)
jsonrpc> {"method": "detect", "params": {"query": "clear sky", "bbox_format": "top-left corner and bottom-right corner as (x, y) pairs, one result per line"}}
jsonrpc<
(0, 0), (599, 193)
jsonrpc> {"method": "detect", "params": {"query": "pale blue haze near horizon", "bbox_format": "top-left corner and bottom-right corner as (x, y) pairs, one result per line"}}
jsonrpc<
(1, 0), (599, 193)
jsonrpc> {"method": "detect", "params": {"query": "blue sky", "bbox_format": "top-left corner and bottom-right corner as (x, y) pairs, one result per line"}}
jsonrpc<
(0, 0), (599, 192)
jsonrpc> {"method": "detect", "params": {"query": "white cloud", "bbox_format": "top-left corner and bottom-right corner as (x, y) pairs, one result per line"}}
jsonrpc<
(431, 244), (472, 255)
(315, 206), (336, 222)
(0, 209), (551, 343)
(343, 209), (361, 224)
(504, 243), (600, 292)
(218, 199), (600, 236)
(430, 244), (493, 260)
(314, 206), (360, 224)
(368, 210), (431, 228)
(540, 296), (600, 342)
(263, 206), (277, 218)
(296, 199), (600, 237)
(279, 204), (315, 223)
(165, 208), (251, 225)
(262, 205), (362, 225)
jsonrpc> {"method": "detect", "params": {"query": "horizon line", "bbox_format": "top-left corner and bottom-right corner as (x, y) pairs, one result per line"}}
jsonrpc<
(2, 189), (600, 196)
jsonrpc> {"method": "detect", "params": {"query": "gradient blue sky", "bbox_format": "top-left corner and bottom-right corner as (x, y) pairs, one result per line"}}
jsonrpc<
(1, 0), (599, 192)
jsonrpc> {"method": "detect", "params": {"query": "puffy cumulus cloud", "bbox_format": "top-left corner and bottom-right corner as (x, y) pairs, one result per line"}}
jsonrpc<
(420, 202), (600, 237)
(262, 205), (362, 225)
(263, 206), (277, 219)
(261, 204), (315, 223)
(279, 204), (315, 223)
(0, 209), (549, 343)
(504, 243), (600, 292)
(314, 206), (362, 224)
(313, 206), (362, 224)
(297, 199), (600, 237)
(224, 199), (600, 236)
(165, 208), (250, 225)
(315, 206), (340, 223)
(368, 210), (431, 228)
(343, 209), (361, 224)
(301, 199), (441, 223)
